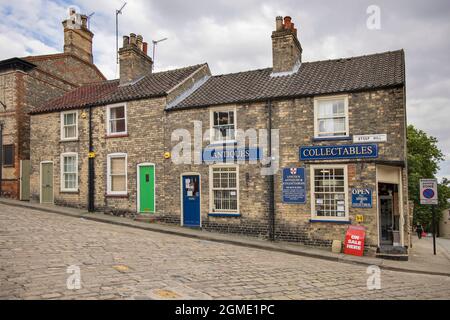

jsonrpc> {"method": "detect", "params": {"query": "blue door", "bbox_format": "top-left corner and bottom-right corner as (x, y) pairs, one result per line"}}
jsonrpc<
(182, 175), (201, 227)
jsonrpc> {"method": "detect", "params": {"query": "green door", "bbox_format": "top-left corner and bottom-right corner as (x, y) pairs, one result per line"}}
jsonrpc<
(20, 160), (31, 201)
(139, 165), (155, 213)
(41, 163), (53, 203)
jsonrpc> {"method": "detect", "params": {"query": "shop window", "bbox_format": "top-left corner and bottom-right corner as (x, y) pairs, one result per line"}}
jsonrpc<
(107, 104), (127, 136)
(60, 153), (78, 192)
(61, 111), (78, 140)
(314, 96), (349, 138)
(3, 145), (14, 167)
(210, 166), (239, 213)
(107, 153), (127, 195)
(311, 165), (349, 221)
(210, 108), (236, 143)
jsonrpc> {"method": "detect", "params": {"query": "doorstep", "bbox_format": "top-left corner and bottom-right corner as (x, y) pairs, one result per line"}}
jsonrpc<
(1, 198), (449, 277)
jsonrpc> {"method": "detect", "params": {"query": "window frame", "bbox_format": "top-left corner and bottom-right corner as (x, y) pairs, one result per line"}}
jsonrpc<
(2, 144), (15, 167)
(310, 164), (349, 222)
(314, 95), (349, 139)
(209, 164), (240, 214)
(107, 153), (128, 196)
(60, 152), (78, 192)
(209, 106), (237, 144)
(106, 103), (128, 136)
(60, 110), (79, 141)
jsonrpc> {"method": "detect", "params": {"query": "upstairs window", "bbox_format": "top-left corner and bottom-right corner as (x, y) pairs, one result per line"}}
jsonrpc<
(2, 145), (14, 167)
(210, 108), (236, 143)
(61, 111), (78, 141)
(107, 104), (127, 136)
(314, 96), (349, 138)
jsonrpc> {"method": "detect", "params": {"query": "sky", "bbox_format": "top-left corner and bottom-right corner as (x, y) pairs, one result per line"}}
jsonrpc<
(0, 0), (449, 180)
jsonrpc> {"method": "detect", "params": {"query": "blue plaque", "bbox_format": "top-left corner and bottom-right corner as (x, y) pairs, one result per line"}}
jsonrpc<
(203, 147), (261, 163)
(282, 168), (306, 204)
(300, 144), (378, 161)
(351, 188), (373, 208)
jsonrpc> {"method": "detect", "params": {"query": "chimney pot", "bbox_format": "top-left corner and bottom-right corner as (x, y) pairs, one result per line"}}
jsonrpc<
(275, 16), (283, 31)
(143, 42), (148, 55)
(130, 33), (137, 46)
(284, 16), (292, 30)
(136, 35), (143, 50)
(123, 35), (130, 47)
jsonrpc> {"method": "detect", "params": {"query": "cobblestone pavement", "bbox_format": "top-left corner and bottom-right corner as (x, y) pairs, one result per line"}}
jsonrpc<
(1, 204), (449, 300)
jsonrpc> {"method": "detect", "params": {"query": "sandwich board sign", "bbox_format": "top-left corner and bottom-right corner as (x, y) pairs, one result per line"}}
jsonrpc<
(420, 179), (438, 205)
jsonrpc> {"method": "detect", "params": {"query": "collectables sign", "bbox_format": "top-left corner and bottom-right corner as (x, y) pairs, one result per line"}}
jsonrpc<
(344, 225), (366, 257)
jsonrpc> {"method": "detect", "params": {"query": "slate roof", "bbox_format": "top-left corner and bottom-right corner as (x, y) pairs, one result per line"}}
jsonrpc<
(31, 64), (207, 114)
(168, 50), (405, 110)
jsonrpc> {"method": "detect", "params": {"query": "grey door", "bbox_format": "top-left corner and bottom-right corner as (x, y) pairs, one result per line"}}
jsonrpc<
(20, 160), (31, 201)
(380, 196), (394, 245)
(41, 163), (53, 203)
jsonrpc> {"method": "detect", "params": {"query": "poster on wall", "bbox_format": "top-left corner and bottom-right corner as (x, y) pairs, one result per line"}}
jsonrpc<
(282, 168), (306, 204)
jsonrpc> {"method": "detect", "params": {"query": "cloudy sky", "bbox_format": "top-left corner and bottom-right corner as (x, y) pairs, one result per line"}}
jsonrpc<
(1, 0), (449, 179)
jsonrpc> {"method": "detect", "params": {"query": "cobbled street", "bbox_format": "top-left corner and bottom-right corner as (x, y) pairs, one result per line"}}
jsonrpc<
(0, 204), (449, 300)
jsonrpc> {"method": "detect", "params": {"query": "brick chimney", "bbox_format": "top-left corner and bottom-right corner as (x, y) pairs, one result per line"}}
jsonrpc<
(119, 33), (153, 85)
(272, 16), (303, 74)
(62, 8), (94, 63)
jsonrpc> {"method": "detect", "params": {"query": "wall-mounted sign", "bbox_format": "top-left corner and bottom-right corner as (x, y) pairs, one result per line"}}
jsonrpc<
(351, 188), (373, 208)
(300, 144), (378, 161)
(353, 134), (387, 143)
(344, 225), (366, 257)
(203, 147), (261, 163)
(355, 214), (364, 223)
(88, 152), (96, 159)
(420, 179), (438, 205)
(282, 168), (306, 204)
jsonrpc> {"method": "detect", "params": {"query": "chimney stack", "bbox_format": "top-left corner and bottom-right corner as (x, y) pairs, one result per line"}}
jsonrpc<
(119, 33), (153, 85)
(271, 16), (303, 74)
(62, 8), (94, 64)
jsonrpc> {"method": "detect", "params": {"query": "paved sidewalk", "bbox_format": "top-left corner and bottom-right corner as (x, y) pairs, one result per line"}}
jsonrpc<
(1, 198), (449, 277)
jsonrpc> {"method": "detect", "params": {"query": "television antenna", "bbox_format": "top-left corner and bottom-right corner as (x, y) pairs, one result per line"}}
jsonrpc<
(116, 2), (127, 64)
(152, 38), (168, 70)
(87, 12), (95, 29)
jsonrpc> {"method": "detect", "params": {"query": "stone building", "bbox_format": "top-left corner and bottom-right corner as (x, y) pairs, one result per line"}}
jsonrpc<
(29, 16), (408, 258)
(0, 9), (105, 199)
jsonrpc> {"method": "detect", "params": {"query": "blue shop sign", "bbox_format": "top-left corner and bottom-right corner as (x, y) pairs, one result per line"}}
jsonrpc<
(282, 168), (306, 204)
(351, 188), (373, 208)
(300, 144), (378, 161)
(203, 147), (261, 163)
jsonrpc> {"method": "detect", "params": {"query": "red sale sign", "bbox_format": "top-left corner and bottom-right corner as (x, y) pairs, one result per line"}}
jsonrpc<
(344, 225), (366, 256)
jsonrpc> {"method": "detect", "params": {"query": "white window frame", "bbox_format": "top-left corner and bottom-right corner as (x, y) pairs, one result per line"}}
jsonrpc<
(60, 152), (78, 192)
(310, 164), (349, 222)
(106, 103), (127, 136)
(60, 110), (78, 141)
(209, 164), (240, 214)
(314, 95), (349, 139)
(107, 153), (128, 196)
(209, 106), (237, 144)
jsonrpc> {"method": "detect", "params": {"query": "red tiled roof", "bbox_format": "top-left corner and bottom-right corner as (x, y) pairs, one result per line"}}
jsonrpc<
(31, 64), (206, 114)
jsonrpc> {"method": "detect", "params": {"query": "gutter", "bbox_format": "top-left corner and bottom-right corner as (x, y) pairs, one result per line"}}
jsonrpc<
(267, 100), (275, 241)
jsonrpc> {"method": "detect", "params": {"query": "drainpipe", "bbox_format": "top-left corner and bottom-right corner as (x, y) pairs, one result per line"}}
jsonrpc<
(0, 122), (3, 197)
(267, 100), (275, 241)
(88, 107), (95, 212)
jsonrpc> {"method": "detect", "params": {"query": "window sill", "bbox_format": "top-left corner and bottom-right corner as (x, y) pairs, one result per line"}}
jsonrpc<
(312, 136), (352, 142)
(60, 190), (79, 194)
(208, 213), (241, 217)
(106, 133), (129, 139)
(60, 139), (79, 143)
(208, 140), (238, 147)
(2, 165), (14, 168)
(310, 219), (351, 224)
(105, 193), (129, 199)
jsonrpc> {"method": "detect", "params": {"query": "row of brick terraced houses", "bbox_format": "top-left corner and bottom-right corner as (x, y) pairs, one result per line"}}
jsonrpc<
(0, 11), (410, 258)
